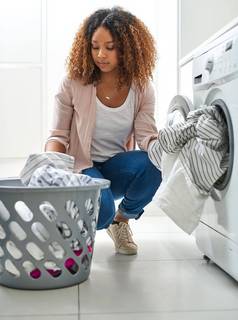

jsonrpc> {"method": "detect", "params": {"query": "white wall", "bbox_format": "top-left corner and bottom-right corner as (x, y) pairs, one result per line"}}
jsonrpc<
(154, 0), (178, 127)
(180, 0), (238, 58)
(0, 0), (178, 177)
(179, 61), (193, 101)
(0, 0), (46, 176)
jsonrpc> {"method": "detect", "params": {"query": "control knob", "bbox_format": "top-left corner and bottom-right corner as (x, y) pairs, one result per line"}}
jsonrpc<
(205, 58), (214, 73)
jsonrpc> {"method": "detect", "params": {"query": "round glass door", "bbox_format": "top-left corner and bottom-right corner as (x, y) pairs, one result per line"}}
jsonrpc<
(210, 99), (233, 190)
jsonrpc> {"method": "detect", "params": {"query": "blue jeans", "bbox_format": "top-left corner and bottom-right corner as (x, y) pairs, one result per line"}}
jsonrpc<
(82, 150), (162, 230)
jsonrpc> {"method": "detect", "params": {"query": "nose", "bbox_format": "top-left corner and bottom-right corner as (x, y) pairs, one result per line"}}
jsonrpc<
(97, 48), (106, 58)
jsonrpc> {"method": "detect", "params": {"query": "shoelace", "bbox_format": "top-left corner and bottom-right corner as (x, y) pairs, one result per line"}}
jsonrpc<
(117, 223), (134, 244)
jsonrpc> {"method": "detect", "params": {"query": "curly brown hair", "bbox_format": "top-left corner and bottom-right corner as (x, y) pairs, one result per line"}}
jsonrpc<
(66, 7), (157, 90)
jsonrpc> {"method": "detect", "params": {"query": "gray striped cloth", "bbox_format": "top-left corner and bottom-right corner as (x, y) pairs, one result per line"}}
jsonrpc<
(28, 165), (98, 187)
(20, 152), (75, 185)
(20, 152), (101, 187)
(148, 105), (228, 195)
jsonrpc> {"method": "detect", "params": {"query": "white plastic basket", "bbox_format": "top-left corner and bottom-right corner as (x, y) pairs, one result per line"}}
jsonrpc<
(0, 178), (110, 290)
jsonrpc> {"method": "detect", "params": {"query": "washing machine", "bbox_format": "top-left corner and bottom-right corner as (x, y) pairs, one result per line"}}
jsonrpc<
(192, 26), (238, 281)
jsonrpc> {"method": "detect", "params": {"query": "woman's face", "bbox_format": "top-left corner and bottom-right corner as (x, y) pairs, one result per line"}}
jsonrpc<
(91, 26), (118, 74)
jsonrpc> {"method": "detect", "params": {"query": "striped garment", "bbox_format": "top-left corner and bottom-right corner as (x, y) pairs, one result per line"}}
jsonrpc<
(28, 164), (98, 187)
(20, 152), (75, 185)
(148, 105), (228, 195)
(20, 152), (103, 187)
(147, 105), (229, 234)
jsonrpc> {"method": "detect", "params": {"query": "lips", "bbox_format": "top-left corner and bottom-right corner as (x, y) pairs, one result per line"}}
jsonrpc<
(96, 62), (110, 70)
(97, 61), (109, 64)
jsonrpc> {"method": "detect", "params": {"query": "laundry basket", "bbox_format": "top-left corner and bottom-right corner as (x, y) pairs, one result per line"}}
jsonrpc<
(0, 177), (110, 290)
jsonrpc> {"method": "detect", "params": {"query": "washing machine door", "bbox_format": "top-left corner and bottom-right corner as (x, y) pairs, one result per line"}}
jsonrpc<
(169, 94), (233, 194)
(168, 95), (194, 117)
(168, 95), (233, 192)
(199, 92), (235, 239)
(208, 99), (233, 193)
(203, 90), (234, 195)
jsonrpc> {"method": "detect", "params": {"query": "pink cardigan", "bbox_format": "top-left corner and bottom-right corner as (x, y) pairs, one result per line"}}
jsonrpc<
(47, 76), (158, 172)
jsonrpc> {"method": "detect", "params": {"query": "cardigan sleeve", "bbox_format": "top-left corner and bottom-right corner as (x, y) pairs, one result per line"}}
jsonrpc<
(46, 76), (74, 150)
(134, 82), (159, 151)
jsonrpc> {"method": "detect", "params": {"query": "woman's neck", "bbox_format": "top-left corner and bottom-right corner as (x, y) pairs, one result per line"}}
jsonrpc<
(99, 70), (118, 86)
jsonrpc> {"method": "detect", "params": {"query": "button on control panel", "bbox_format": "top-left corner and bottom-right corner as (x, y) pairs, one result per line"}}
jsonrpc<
(205, 38), (238, 81)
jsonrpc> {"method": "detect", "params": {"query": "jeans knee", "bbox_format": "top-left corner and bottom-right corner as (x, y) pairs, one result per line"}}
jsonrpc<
(138, 152), (161, 175)
(141, 153), (162, 187)
(132, 151), (151, 171)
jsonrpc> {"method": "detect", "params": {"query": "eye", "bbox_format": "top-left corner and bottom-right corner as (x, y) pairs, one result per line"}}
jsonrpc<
(91, 46), (99, 50)
(106, 46), (114, 51)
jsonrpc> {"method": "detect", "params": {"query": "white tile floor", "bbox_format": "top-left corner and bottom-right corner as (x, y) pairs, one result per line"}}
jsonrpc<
(1, 203), (238, 320)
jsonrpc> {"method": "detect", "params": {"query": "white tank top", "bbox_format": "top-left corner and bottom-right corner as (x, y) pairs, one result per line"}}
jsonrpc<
(91, 88), (135, 162)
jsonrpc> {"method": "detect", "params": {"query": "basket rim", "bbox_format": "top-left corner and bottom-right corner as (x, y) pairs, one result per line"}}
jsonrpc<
(0, 177), (110, 192)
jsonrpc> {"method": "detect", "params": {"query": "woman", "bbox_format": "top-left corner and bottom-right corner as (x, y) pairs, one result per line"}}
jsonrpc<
(45, 7), (162, 255)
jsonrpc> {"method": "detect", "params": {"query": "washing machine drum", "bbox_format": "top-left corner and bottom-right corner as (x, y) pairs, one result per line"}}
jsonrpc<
(167, 95), (232, 192)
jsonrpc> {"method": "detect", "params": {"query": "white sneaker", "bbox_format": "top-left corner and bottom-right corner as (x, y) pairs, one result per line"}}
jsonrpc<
(107, 222), (138, 255)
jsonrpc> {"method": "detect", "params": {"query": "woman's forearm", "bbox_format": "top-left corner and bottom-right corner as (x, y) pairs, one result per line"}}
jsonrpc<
(45, 140), (66, 153)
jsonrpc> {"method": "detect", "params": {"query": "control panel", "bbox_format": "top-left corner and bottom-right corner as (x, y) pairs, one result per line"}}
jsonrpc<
(193, 34), (238, 88)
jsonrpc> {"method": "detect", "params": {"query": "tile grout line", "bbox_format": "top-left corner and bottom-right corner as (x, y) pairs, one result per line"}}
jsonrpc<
(78, 284), (80, 319)
(91, 258), (204, 264)
(78, 308), (238, 316)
